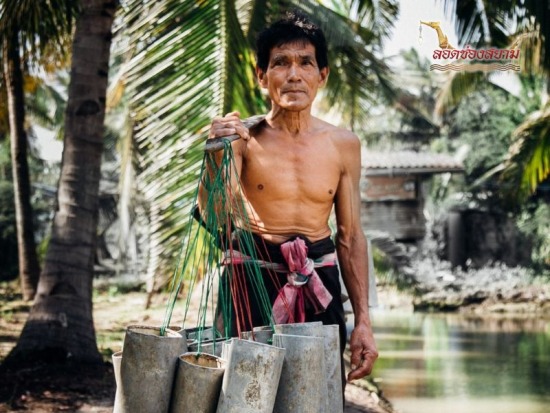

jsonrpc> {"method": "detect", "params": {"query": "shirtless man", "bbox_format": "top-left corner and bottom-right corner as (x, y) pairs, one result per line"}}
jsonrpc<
(203, 13), (377, 382)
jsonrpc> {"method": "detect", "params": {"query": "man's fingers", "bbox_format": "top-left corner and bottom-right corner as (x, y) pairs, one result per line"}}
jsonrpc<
(234, 124), (250, 141)
(209, 112), (250, 140)
(347, 361), (373, 381)
(349, 347), (362, 372)
(208, 123), (250, 140)
(210, 120), (239, 132)
(209, 127), (238, 138)
(348, 348), (377, 381)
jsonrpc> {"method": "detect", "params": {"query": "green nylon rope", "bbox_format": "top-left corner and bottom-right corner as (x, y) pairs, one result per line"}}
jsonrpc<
(160, 140), (274, 342)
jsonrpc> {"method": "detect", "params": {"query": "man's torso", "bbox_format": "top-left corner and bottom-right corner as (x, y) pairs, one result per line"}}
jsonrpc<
(236, 118), (345, 243)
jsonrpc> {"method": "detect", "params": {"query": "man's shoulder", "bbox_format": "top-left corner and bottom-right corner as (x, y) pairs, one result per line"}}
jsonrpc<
(314, 117), (359, 142)
(314, 120), (361, 171)
(318, 121), (360, 153)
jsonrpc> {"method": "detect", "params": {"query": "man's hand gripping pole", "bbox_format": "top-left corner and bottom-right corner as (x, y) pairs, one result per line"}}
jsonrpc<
(204, 114), (266, 153)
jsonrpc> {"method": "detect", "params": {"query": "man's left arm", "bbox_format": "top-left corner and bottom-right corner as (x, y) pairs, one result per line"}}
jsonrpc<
(334, 131), (378, 381)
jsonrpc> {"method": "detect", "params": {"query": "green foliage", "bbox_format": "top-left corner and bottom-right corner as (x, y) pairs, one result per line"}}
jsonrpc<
(517, 202), (550, 272)
(432, 81), (541, 209)
(500, 102), (550, 200)
(0, 138), (55, 269)
(115, 0), (399, 285)
(441, 0), (550, 75)
(0, 0), (78, 65)
(371, 245), (405, 288)
(449, 86), (524, 185)
(372, 246), (393, 277)
(36, 234), (50, 265)
(429, 78), (549, 271)
(0, 139), (11, 179)
(116, 0), (262, 280)
(360, 47), (442, 149)
(438, 2), (550, 199)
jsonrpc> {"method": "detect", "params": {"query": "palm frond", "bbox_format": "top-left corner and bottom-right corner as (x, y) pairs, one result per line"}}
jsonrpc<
(441, 0), (550, 73)
(350, 0), (399, 41)
(520, 0), (550, 74)
(510, 29), (544, 75)
(118, 0), (266, 284)
(440, 0), (516, 48)
(24, 75), (67, 131)
(116, 0), (400, 287)
(502, 103), (550, 197)
(294, 0), (398, 130)
(434, 24), (545, 117)
(434, 70), (488, 117)
(474, 103), (550, 201)
(0, 0), (78, 62)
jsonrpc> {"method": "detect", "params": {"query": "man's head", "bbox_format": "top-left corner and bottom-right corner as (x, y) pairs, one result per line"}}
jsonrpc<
(256, 11), (328, 73)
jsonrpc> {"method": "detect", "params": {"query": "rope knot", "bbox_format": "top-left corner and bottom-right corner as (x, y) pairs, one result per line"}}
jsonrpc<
(273, 238), (333, 324)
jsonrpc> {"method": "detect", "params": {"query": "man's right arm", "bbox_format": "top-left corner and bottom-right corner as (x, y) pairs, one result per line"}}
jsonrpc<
(198, 111), (249, 213)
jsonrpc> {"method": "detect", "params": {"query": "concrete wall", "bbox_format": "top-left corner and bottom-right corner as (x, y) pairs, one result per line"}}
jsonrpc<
(361, 200), (425, 241)
(443, 209), (532, 268)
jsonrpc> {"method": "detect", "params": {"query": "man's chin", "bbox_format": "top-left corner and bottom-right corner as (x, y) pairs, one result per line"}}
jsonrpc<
(278, 101), (310, 112)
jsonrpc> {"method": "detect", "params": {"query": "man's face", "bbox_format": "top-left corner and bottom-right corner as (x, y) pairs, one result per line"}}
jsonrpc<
(257, 42), (329, 112)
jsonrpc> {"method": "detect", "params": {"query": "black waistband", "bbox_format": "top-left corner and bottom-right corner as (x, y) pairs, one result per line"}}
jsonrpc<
(192, 206), (335, 261)
(232, 231), (336, 263)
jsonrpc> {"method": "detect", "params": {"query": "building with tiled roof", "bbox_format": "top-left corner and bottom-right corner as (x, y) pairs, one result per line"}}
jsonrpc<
(362, 150), (465, 176)
(361, 150), (464, 241)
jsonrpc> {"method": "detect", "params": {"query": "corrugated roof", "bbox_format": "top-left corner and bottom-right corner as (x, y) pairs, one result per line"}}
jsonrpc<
(362, 150), (464, 176)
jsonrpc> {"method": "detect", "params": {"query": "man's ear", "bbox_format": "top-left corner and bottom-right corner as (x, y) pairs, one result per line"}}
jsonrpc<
(319, 67), (329, 87)
(256, 66), (267, 88)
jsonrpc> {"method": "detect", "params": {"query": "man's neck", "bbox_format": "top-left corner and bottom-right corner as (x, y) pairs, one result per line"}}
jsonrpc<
(268, 106), (313, 136)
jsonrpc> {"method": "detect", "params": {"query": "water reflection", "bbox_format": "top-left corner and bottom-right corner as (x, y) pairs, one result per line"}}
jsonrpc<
(370, 310), (550, 413)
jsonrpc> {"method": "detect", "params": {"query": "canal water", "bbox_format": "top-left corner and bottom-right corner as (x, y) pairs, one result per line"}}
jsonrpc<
(369, 310), (550, 413)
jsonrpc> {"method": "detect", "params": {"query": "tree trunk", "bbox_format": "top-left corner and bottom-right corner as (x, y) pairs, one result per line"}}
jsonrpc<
(2, 31), (40, 301)
(5, 0), (117, 365)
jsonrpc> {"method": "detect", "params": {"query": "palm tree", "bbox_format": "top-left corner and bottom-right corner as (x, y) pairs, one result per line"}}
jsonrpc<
(5, 0), (117, 365)
(2, 31), (41, 300)
(438, 0), (550, 201)
(0, 1), (78, 300)
(114, 0), (399, 294)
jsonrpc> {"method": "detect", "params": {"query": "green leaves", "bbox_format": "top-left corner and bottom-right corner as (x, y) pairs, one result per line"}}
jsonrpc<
(0, 0), (78, 63)
(441, 0), (550, 74)
(439, 0), (550, 200)
(503, 103), (550, 199)
(299, 0), (398, 130)
(116, 0), (398, 284)
(435, 71), (488, 117)
(117, 0), (267, 280)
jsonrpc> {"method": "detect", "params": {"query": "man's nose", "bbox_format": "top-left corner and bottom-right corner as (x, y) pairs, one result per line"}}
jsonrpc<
(287, 63), (301, 81)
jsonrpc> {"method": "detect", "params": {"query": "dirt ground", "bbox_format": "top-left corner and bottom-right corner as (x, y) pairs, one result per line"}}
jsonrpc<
(0, 289), (394, 413)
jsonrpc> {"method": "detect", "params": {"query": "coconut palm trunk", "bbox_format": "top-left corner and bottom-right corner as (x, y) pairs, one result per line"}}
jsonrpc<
(5, 0), (117, 364)
(2, 31), (40, 301)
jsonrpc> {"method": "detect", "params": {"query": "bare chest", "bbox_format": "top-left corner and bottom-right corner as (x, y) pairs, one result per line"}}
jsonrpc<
(240, 136), (341, 203)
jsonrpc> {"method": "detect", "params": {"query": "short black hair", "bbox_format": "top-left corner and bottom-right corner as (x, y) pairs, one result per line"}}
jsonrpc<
(256, 11), (328, 72)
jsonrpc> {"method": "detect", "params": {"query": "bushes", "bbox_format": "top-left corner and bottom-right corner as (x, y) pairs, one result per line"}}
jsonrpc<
(517, 202), (550, 274)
